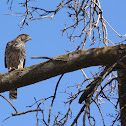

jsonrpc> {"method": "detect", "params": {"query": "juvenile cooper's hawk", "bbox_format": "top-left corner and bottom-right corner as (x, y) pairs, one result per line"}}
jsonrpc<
(5, 34), (31, 100)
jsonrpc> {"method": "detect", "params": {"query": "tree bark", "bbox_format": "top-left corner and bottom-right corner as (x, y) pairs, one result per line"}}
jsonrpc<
(118, 69), (126, 126)
(0, 44), (126, 93)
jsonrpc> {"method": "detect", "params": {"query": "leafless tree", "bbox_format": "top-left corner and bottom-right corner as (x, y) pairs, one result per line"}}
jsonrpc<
(1, 0), (126, 125)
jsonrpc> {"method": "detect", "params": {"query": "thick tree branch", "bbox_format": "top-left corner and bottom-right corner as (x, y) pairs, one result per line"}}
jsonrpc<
(0, 44), (126, 93)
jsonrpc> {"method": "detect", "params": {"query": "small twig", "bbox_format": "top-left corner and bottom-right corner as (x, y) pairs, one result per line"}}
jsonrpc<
(31, 56), (53, 60)
(32, 15), (54, 20)
(71, 104), (86, 126)
(48, 74), (64, 125)
(93, 100), (105, 126)
(0, 94), (18, 113)
(103, 18), (126, 38)
(26, 96), (53, 108)
(31, 56), (68, 62)
(3, 109), (41, 122)
(12, 109), (41, 116)
(4, 14), (25, 17)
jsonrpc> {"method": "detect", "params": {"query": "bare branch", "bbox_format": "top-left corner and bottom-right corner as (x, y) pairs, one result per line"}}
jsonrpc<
(79, 53), (126, 103)
(0, 94), (18, 113)
(48, 74), (64, 125)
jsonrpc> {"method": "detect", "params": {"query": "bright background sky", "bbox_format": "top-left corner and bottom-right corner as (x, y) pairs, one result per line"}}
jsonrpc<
(0, 0), (126, 126)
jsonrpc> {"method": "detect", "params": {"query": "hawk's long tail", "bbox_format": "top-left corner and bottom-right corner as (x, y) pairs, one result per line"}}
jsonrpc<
(9, 89), (17, 100)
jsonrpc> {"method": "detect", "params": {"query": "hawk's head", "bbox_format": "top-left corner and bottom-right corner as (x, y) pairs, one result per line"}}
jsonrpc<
(17, 34), (31, 43)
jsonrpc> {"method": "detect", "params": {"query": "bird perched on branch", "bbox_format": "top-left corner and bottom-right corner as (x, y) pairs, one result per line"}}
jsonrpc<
(5, 34), (31, 100)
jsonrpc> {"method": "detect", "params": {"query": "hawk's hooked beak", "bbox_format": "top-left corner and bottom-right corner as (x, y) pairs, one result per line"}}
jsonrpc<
(26, 36), (32, 43)
(29, 36), (32, 40)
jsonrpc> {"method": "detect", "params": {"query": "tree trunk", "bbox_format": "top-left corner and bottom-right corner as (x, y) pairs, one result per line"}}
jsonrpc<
(118, 69), (126, 126)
